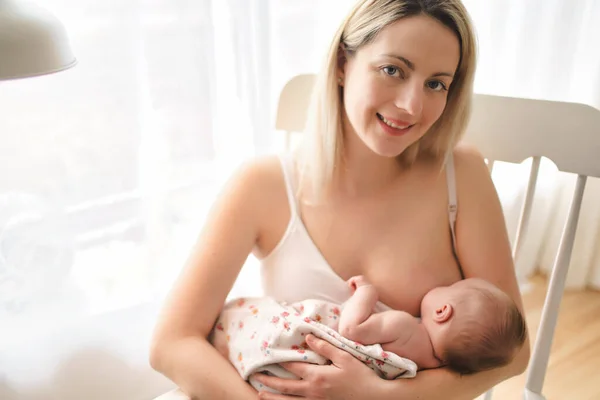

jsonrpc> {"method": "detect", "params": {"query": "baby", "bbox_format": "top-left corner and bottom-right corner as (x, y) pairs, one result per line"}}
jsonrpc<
(339, 275), (528, 374)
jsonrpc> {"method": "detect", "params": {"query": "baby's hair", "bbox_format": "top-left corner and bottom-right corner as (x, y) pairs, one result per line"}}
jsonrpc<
(443, 286), (527, 375)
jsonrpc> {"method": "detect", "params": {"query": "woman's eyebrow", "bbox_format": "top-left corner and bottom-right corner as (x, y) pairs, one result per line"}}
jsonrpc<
(380, 53), (454, 78)
(382, 53), (416, 70)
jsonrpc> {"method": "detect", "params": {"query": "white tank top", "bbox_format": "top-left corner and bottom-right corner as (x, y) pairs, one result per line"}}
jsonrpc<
(259, 154), (459, 312)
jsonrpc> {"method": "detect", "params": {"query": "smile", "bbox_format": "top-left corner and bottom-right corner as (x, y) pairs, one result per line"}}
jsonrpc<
(377, 113), (414, 130)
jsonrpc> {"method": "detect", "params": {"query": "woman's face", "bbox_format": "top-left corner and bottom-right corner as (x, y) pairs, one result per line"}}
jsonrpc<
(340, 14), (460, 158)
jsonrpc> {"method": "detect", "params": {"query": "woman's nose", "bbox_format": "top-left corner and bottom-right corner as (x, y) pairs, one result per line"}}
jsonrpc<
(394, 82), (423, 119)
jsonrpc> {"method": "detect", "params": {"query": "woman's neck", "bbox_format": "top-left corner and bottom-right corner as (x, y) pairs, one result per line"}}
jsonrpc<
(333, 130), (404, 198)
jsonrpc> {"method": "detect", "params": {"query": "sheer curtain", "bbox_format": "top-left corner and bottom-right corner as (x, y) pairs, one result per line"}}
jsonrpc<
(0, 0), (330, 331)
(0, 1), (338, 397)
(0, 0), (218, 340)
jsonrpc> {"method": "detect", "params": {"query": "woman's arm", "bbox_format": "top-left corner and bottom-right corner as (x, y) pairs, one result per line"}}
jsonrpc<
(375, 363), (522, 400)
(256, 332), (521, 400)
(149, 157), (281, 400)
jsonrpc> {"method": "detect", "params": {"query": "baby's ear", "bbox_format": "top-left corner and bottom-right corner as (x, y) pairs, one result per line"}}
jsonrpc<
(433, 304), (453, 323)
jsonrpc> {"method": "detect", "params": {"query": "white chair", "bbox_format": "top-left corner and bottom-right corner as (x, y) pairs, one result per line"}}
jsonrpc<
(153, 74), (600, 400)
(463, 93), (600, 400)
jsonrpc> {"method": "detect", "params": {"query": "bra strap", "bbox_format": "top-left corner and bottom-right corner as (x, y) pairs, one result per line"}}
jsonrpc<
(445, 152), (458, 255)
(278, 154), (299, 216)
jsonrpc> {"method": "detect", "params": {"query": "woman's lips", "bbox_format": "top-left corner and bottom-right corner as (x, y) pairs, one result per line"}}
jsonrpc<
(377, 113), (414, 136)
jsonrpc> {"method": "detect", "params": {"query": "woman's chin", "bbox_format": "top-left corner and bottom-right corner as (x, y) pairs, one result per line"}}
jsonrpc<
(368, 143), (410, 159)
(351, 132), (413, 159)
(366, 133), (417, 158)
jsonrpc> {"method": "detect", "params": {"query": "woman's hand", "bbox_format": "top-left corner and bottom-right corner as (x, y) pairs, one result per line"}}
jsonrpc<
(251, 334), (383, 400)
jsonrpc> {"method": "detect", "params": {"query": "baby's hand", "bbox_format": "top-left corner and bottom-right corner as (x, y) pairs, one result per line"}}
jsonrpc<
(347, 275), (370, 292)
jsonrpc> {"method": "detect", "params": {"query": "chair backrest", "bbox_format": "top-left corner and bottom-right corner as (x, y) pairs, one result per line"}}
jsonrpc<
(275, 73), (600, 399)
(275, 73), (317, 134)
(464, 94), (600, 178)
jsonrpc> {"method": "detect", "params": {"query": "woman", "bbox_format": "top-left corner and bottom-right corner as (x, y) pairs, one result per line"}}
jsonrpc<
(149, 0), (530, 399)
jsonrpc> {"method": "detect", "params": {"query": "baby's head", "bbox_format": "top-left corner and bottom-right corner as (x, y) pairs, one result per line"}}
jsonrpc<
(421, 278), (527, 375)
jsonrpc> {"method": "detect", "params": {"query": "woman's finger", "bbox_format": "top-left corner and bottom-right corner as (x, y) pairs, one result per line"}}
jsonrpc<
(278, 361), (313, 378)
(251, 373), (307, 397)
(305, 334), (353, 367)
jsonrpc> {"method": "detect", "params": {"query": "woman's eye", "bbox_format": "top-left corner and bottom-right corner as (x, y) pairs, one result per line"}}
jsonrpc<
(382, 66), (400, 77)
(427, 80), (448, 92)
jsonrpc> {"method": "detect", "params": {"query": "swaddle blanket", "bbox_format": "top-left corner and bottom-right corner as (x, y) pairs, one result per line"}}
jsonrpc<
(211, 296), (417, 394)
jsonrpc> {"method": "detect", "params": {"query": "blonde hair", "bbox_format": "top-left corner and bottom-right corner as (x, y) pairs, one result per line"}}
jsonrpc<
(297, 0), (477, 203)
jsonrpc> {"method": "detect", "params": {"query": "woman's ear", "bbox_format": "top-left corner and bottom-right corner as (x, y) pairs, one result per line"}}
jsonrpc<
(433, 304), (453, 323)
(337, 43), (347, 81)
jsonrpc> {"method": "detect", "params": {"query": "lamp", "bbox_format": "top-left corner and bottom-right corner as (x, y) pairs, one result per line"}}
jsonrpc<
(0, 0), (76, 81)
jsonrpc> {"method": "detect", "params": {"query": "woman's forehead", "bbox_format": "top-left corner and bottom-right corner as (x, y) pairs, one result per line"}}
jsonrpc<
(359, 15), (460, 73)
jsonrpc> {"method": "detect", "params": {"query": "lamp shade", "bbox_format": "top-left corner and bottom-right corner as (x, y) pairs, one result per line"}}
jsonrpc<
(0, 0), (76, 81)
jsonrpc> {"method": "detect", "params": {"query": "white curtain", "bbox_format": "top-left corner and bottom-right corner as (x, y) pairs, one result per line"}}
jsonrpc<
(0, 0), (312, 331)
(462, 0), (600, 290)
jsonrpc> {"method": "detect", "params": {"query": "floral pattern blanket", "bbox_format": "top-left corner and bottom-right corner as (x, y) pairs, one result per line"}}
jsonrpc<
(211, 296), (417, 394)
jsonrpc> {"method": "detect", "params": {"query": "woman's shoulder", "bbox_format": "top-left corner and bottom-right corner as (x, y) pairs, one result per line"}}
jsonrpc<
(452, 143), (490, 185)
(450, 142), (504, 221)
(222, 154), (292, 255)
(226, 154), (286, 192)
(217, 154), (289, 223)
(453, 142), (487, 167)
